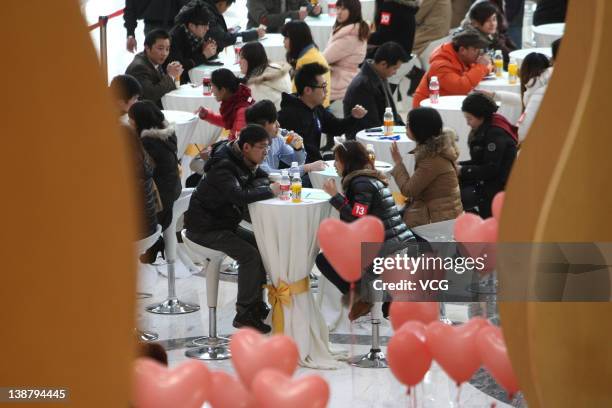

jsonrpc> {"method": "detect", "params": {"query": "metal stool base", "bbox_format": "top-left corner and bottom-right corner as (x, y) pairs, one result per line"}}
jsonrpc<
(221, 260), (239, 276)
(185, 341), (231, 360)
(192, 335), (230, 347)
(348, 349), (388, 368)
(137, 330), (159, 342)
(146, 298), (200, 315)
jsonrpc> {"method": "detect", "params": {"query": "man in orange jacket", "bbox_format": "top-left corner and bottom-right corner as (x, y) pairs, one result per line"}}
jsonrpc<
(412, 31), (493, 108)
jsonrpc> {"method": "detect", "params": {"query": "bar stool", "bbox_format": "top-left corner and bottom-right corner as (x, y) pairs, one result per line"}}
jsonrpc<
(348, 301), (388, 368)
(146, 189), (199, 315)
(181, 231), (231, 361)
(135, 225), (162, 341)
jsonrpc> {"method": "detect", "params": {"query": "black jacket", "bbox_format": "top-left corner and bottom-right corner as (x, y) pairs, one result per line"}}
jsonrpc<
(167, 25), (211, 84)
(278, 93), (358, 163)
(368, 0), (418, 56)
(185, 140), (274, 233)
(197, 0), (259, 54)
(140, 127), (182, 213)
(343, 61), (404, 140)
(125, 53), (176, 108)
(533, 0), (567, 26)
(246, 0), (315, 32)
(124, 0), (187, 36)
(330, 169), (414, 246)
(459, 120), (517, 202)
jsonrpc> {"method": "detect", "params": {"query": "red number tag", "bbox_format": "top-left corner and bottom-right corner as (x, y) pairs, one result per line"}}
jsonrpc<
(352, 203), (369, 217)
(380, 12), (391, 26)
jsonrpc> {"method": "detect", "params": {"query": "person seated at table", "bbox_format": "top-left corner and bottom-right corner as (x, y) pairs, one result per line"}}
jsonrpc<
(199, 0), (266, 54)
(367, 0), (418, 58)
(197, 68), (254, 141)
(456, 1), (517, 68)
(480, 52), (552, 142)
(278, 62), (367, 163)
(245, 100), (328, 175)
(389, 107), (463, 228)
(412, 31), (492, 108)
(240, 42), (291, 109)
(281, 21), (331, 107)
(109, 74), (142, 118)
(322, 0), (369, 103)
(125, 29), (184, 108)
(128, 101), (182, 233)
(123, 0), (188, 53)
(412, 0), (451, 57)
(184, 124), (281, 333)
(317, 140), (415, 320)
(246, 0), (321, 33)
(167, 2), (218, 84)
(458, 92), (517, 218)
(343, 41), (409, 140)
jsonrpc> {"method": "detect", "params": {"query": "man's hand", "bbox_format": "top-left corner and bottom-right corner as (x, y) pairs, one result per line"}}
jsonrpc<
(322, 178), (338, 196)
(270, 182), (281, 196)
(203, 39), (217, 58)
(199, 146), (211, 161)
(312, 5), (322, 15)
(304, 160), (327, 173)
(256, 26), (267, 38)
(477, 54), (493, 72)
(127, 36), (137, 53)
(167, 61), (184, 79)
(351, 104), (368, 119)
(298, 7), (308, 20)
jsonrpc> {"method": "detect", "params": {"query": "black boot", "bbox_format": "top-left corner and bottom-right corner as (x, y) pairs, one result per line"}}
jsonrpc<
(140, 236), (164, 264)
(233, 305), (271, 334)
(406, 66), (425, 96)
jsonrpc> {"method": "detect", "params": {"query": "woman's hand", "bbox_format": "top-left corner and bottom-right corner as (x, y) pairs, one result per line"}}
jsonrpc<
(390, 141), (403, 166)
(322, 179), (338, 196)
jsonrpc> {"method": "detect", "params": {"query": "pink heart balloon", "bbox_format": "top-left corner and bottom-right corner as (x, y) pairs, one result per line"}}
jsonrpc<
(230, 328), (299, 389)
(453, 213), (484, 242)
(425, 320), (483, 385)
(252, 369), (330, 408)
(317, 216), (385, 283)
(388, 329), (432, 387)
(209, 371), (259, 408)
(397, 320), (427, 342)
(476, 326), (520, 398)
(390, 302), (439, 330)
(132, 358), (210, 408)
(491, 192), (505, 221)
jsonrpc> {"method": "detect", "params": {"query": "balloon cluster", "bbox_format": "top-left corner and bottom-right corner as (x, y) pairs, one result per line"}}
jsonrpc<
(132, 328), (330, 408)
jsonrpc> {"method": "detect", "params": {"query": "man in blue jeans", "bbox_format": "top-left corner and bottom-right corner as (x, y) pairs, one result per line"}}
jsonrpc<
(184, 125), (280, 333)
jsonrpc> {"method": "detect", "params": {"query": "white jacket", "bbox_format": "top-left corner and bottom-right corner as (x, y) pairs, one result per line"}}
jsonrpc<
(493, 67), (554, 142)
(246, 63), (292, 110)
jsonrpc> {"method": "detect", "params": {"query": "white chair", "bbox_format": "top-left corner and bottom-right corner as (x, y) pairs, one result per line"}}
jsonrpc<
(182, 231), (231, 360)
(348, 299), (388, 368)
(135, 225), (162, 341)
(419, 35), (450, 71)
(146, 188), (200, 315)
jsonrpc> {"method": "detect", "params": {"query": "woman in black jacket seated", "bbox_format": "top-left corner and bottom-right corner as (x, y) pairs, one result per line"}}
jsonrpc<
(317, 140), (415, 320)
(458, 92), (518, 218)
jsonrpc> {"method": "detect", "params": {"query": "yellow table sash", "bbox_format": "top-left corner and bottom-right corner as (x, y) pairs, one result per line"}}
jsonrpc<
(264, 277), (310, 334)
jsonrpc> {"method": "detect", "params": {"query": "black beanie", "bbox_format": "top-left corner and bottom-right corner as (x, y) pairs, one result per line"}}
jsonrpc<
(408, 107), (444, 144)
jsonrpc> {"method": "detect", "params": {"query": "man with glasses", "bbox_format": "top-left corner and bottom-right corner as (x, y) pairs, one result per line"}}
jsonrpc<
(185, 124), (281, 334)
(412, 31), (493, 108)
(278, 62), (367, 164)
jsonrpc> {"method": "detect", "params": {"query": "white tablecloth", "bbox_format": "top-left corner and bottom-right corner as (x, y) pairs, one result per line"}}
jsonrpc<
(258, 34), (286, 63)
(309, 160), (393, 194)
(509, 47), (553, 68)
(188, 51), (242, 86)
(476, 72), (520, 94)
(532, 23), (564, 47)
(248, 188), (341, 368)
(420, 95), (521, 161)
(305, 14), (335, 48)
(161, 85), (223, 147)
(160, 110), (198, 156)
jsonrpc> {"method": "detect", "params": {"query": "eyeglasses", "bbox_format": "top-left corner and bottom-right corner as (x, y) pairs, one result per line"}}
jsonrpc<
(254, 144), (271, 151)
(309, 82), (328, 90)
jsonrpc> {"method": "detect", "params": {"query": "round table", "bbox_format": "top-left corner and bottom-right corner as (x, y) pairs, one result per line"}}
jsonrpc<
(248, 188), (341, 368)
(309, 160), (393, 194)
(305, 14), (336, 48)
(161, 84), (223, 147)
(188, 51), (241, 86)
(420, 95), (521, 161)
(258, 33), (286, 63)
(356, 126), (416, 174)
(160, 110), (198, 156)
(532, 23), (564, 47)
(476, 72), (521, 94)
(509, 47), (553, 67)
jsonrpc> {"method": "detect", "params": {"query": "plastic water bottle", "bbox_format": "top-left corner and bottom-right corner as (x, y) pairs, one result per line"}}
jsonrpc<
(291, 173), (302, 203)
(290, 161), (299, 176)
(383, 107), (394, 136)
(429, 76), (440, 104)
(280, 169), (290, 201)
(366, 144), (376, 163)
(508, 58), (518, 85)
(234, 36), (243, 64)
(494, 50), (503, 77)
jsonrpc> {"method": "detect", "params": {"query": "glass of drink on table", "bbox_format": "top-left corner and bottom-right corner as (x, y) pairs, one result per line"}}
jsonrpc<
(203, 75), (212, 95)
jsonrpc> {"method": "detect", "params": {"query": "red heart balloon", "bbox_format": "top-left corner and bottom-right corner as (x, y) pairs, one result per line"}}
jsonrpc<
(491, 192), (505, 221)
(425, 320), (483, 384)
(252, 369), (329, 408)
(397, 320), (427, 342)
(388, 329), (432, 387)
(476, 326), (520, 398)
(390, 302), (439, 330)
(132, 358), (210, 408)
(230, 328), (299, 389)
(453, 213), (483, 242)
(317, 216), (385, 283)
(209, 371), (259, 408)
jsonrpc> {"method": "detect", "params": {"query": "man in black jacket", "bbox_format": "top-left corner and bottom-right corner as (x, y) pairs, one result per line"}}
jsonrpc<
(125, 29), (183, 108)
(124, 0), (188, 52)
(278, 63), (367, 163)
(343, 41), (409, 140)
(368, 0), (418, 57)
(168, 3), (218, 83)
(246, 0), (321, 33)
(185, 125), (280, 333)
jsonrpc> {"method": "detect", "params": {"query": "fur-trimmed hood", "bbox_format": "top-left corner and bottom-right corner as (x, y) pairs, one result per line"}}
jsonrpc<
(411, 128), (459, 163)
(342, 168), (388, 190)
(139, 123), (175, 141)
(247, 64), (291, 91)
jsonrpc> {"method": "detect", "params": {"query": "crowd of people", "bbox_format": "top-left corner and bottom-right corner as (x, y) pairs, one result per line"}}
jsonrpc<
(117, 0), (563, 333)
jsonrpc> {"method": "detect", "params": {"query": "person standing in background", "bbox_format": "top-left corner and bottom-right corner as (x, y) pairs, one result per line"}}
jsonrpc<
(504, 0), (525, 48)
(450, 0), (473, 28)
(413, 0), (452, 56)
(247, 0), (321, 33)
(124, 0), (188, 52)
(533, 0), (568, 26)
(368, 0), (419, 58)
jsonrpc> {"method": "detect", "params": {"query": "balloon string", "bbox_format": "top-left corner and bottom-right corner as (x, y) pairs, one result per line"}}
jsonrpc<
(412, 386), (416, 408)
(406, 387), (411, 408)
(456, 383), (462, 408)
(349, 282), (356, 400)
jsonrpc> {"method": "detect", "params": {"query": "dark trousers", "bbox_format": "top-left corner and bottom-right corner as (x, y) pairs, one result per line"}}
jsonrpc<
(186, 226), (266, 313)
(144, 20), (174, 35)
(460, 183), (493, 219)
(316, 253), (352, 295)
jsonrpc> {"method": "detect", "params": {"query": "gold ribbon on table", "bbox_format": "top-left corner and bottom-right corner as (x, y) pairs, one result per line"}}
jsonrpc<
(264, 276), (310, 334)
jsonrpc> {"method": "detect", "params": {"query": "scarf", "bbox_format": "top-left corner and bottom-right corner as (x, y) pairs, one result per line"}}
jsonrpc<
(219, 84), (254, 130)
(184, 25), (204, 54)
(491, 113), (519, 143)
